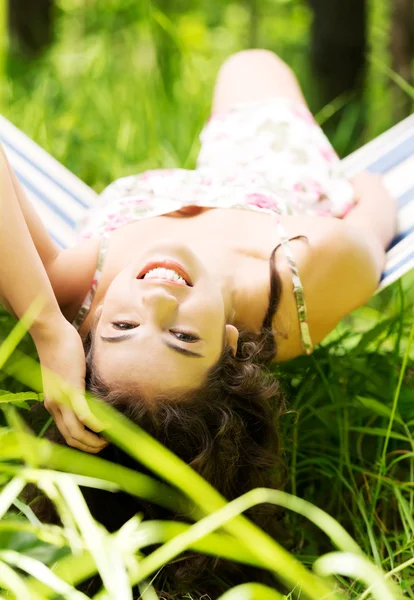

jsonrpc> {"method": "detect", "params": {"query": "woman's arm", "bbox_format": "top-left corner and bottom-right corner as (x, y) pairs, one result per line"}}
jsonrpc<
(0, 147), (63, 331)
(273, 174), (397, 362)
(0, 145), (97, 322)
(0, 145), (61, 272)
(343, 172), (397, 258)
(307, 173), (396, 340)
(0, 147), (106, 453)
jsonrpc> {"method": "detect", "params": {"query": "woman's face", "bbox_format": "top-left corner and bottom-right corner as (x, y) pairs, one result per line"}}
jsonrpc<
(92, 241), (238, 399)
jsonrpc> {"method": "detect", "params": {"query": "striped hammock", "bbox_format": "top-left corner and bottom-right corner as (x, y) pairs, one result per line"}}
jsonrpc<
(1, 114), (413, 292)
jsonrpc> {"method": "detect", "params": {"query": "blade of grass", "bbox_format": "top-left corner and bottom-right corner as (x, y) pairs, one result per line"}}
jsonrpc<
(371, 323), (414, 521)
(359, 556), (414, 600)
(0, 559), (33, 600)
(0, 430), (185, 513)
(103, 487), (364, 597)
(217, 583), (285, 599)
(0, 297), (45, 370)
(55, 476), (132, 600)
(314, 552), (403, 600)
(0, 476), (25, 519)
(0, 549), (89, 600)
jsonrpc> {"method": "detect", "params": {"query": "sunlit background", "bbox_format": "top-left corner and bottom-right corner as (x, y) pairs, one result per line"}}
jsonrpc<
(3, 0), (413, 191)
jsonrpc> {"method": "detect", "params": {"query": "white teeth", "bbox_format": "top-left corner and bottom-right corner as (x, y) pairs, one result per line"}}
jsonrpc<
(143, 267), (187, 284)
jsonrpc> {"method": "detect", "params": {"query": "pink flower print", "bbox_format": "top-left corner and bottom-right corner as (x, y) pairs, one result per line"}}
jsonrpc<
(224, 173), (237, 183)
(293, 182), (305, 192)
(307, 180), (324, 197)
(139, 169), (173, 182)
(120, 198), (135, 208)
(138, 171), (154, 181)
(246, 193), (280, 211)
(315, 208), (333, 217)
(292, 104), (316, 125)
(319, 146), (338, 164)
(313, 196), (333, 217)
(339, 201), (354, 217)
(105, 213), (129, 230)
(293, 180), (324, 203)
(155, 169), (174, 177)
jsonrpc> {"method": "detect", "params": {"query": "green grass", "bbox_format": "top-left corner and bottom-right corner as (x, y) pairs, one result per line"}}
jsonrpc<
(1, 0), (413, 598)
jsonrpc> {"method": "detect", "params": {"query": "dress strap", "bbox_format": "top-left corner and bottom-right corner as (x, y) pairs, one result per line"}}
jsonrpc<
(72, 233), (110, 331)
(271, 215), (314, 356)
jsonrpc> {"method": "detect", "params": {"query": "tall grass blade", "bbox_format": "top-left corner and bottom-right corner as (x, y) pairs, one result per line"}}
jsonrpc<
(0, 558), (33, 600)
(0, 549), (89, 599)
(0, 476), (25, 519)
(217, 583), (286, 599)
(54, 476), (132, 600)
(314, 552), (404, 600)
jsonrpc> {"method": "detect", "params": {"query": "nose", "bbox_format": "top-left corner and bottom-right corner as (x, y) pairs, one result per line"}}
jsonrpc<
(141, 288), (178, 324)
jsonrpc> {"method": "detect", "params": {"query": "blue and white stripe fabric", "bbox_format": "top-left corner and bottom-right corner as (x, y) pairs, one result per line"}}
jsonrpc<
(342, 114), (414, 291)
(0, 116), (98, 249)
(1, 113), (413, 291)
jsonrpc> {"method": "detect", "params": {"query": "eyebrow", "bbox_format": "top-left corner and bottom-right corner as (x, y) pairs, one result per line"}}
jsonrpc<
(99, 334), (204, 358)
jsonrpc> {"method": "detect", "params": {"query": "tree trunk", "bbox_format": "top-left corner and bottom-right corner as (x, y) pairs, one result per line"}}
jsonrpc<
(308, 0), (367, 104)
(8, 0), (55, 57)
(247, 0), (259, 49)
(307, 0), (367, 152)
(390, 0), (414, 120)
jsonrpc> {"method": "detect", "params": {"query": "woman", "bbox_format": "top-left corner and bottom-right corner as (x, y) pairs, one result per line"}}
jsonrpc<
(1, 49), (396, 460)
(2, 48), (397, 596)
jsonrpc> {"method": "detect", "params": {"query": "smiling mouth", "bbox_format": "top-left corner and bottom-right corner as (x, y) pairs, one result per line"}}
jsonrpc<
(137, 260), (193, 286)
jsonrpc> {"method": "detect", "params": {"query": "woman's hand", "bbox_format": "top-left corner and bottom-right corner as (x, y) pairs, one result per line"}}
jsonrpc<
(33, 318), (108, 453)
(346, 171), (398, 251)
(351, 171), (397, 217)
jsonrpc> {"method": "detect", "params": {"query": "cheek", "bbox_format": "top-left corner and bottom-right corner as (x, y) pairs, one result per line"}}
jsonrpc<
(190, 292), (224, 342)
(199, 285), (224, 319)
(104, 269), (135, 303)
(103, 284), (133, 313)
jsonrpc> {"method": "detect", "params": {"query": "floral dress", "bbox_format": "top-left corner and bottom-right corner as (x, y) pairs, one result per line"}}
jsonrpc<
(74, 98), (356, 355)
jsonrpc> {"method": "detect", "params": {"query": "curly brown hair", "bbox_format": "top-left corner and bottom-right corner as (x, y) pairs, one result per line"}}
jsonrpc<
(81, 332), (286, 597)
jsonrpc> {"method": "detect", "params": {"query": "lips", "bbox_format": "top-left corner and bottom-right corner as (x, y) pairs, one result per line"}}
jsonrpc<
(137, 260), (193, 286)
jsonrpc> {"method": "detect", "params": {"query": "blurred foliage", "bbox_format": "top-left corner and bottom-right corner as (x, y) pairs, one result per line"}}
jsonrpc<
(4, 0), (410, 188)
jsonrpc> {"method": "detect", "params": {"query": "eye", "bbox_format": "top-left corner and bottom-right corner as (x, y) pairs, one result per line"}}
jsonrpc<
(112, 322), (138, 330)
(171, 331), (199, 343)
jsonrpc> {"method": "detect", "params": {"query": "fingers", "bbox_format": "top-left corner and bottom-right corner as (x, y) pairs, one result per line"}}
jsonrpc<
(352, 172), (382, 189)
(44, 399), (108, 454)
(55, 407), (108, 454)
(69, 389), (105, 433)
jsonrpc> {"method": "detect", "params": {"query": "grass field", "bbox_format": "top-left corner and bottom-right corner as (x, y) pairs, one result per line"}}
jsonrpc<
(1, 1), (413, 598)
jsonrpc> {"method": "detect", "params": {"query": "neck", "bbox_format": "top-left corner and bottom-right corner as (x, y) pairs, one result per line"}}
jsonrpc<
(219, 272), (237, 325)
(216, 257), (269, 334)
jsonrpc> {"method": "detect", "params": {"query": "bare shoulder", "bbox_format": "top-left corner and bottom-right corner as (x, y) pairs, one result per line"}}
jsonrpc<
(273, 215), (384, 361)
(47, 237), (100, 322)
